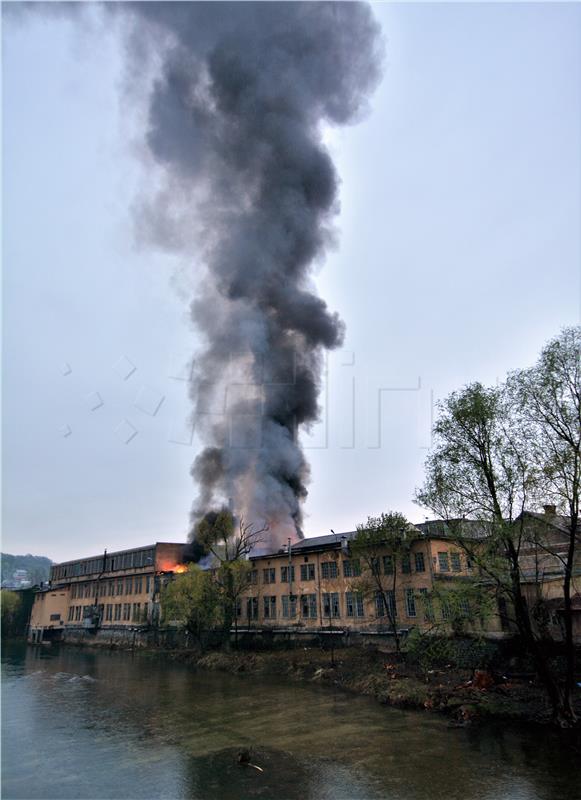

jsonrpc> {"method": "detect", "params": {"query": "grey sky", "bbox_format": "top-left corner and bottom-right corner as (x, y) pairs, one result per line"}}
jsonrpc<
(3, 2), (580, 562)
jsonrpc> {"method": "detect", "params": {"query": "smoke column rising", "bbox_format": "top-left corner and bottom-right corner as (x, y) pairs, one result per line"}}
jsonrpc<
(120, 2), (383, 546)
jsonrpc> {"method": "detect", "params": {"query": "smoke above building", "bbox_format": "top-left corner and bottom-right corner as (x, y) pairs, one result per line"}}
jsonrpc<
(117, 2), (383, 546)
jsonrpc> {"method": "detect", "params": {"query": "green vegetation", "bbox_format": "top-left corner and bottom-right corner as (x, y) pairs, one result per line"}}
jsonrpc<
(1, 553), (52, 585)
(416, 326), (580, 726)
(164, 511), (268, 647)
(162, 566), (220, 648)
(1, 590), (22, 637)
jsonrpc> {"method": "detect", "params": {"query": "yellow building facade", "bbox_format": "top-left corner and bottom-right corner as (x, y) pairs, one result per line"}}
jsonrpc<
(28, 542), (185, 642)
(236, 528), (492, 636)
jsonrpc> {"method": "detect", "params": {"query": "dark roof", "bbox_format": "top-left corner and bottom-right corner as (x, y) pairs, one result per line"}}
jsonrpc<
(522, 511), (576, 536)
(52, 542), (185, 568)
(251, 531), (358, 560)
(290, 531), (358, 551)
(416, 519), (491, 539)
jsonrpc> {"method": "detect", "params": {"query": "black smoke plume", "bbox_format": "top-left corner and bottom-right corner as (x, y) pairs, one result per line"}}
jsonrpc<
(118, 2), (383, 546)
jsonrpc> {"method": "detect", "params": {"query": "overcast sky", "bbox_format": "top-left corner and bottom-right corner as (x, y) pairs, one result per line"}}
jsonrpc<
(3, 2), (580, 562)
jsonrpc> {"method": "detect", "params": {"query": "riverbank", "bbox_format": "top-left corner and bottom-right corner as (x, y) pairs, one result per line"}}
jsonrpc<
(161, 645), (579, 727)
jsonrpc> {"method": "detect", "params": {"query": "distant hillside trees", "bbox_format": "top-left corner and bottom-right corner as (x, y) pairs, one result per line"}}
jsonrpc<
(1, 554), (52, 586)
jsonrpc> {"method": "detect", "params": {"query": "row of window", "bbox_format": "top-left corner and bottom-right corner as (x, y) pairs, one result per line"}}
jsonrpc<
(52, 549), (155, 581)
(67, 602), (146, 623)
(259, 553), (430, 585)
(70, 576), (152, 600)
(239, 590), (430, 622)
(437, 551), (465, 573)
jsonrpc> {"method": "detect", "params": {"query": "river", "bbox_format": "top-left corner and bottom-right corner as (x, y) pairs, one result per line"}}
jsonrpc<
(2, 642), (579, 800)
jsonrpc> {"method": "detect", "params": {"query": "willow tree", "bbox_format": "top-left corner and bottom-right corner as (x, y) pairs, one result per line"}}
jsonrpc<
(162, 565), (219, 649)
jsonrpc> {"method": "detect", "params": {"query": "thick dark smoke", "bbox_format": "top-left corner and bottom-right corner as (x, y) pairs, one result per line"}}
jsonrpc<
(117, 2), (383, 546)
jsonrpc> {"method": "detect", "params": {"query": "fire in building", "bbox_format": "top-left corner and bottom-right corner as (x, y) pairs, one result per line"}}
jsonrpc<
(28, 507), (581, 646)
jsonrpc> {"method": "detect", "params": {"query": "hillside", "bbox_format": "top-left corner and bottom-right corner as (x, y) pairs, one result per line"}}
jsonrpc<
(1, 553), (52, 585)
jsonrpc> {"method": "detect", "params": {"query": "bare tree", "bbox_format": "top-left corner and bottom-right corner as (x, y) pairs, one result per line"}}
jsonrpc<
(195, 511), (268, 646)
(351, 512), (412, 653)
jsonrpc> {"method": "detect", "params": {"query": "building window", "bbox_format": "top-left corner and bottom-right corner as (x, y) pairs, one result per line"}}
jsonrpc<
(322, 592), (340, 618)
(300, 563), (315, 581)
(145, 575), (151, 594)
(107, 581), (114, 596)
(126, 577), (133, 595)
(282, 595), (297, 618)
(117, 580), (124, 596)
(414, 552), (426, 573)
(375, 591), (396, 619)
(438, 552), (450, 572)
(105, 604), (113, 621)
(75, 606), (82, 621)
(419, 588), (434, 622)
(247, 597), (258, 620)
(405, 589), (417, 618)
(49, 613), (61, 621)
(343, 559), (361, 578)
(451, 552), (462, 572)
(383, 555), (394, 575)
(441, 597), (451, 620)
(401, 554), (411, 574)
(132, 603), (141, 622)
(321, 561), (338, 579)
(135, 576), (143, 594)
(263, 596), (277, 619)
(301, 594), (317, 619)
(68, 607), (75, 621)
(281, 565), (295, 583)
(345, 592), (364, 618)
(114, 604), (122, 621)
(263, 568), (276, 584)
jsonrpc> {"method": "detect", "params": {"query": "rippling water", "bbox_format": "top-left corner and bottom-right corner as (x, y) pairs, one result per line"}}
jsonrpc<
(2, 642), (579, 800)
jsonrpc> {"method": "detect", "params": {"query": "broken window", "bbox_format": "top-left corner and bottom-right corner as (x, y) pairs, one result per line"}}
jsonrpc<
(321, 561), (338, 579)
(323, 592), (340, 618)
(346, 592), (364, 618)
(405, 588), (417, 618)
(438, 552), (450, 572)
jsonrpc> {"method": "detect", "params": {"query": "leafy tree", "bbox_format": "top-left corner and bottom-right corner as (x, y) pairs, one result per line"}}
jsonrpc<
(350, 511), (413, 652)
(508, 326), (580, 712)
(161, 566), (219, 648)
(1, 590), (22, 637)
(415, 372), (577, 725)
(428, 581), (495, 636)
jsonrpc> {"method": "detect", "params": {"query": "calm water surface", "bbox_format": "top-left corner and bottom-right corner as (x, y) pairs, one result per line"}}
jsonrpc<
(2, 642), (580, 800)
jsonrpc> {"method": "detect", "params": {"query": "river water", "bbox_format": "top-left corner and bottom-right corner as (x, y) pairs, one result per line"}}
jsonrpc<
(2, 642), (579, 800)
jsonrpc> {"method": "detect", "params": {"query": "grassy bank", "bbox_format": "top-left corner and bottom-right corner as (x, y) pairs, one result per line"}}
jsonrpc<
(162, 645), (578, 726)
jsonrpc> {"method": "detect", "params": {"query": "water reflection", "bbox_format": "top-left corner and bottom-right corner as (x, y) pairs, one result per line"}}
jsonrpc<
(2, 643), (579, 800)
